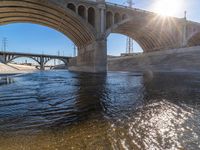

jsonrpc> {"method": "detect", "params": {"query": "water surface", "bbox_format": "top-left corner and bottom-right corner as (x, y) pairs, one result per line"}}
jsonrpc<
(0, 70), (200, 150)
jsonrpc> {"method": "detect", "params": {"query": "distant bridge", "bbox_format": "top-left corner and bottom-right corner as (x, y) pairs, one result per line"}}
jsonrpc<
(0, 51), (71, 70)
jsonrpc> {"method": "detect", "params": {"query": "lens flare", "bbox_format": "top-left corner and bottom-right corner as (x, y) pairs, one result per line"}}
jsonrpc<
(153, 0), (183, 16)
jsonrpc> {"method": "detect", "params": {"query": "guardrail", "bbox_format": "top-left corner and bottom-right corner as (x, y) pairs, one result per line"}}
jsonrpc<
(106, 2), (154, 15)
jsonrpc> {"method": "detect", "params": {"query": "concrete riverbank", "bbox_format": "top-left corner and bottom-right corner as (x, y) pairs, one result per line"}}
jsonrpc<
(108, 46), (200, 72)
(0, 63), (37, 75)
(1, 46), (200, 74)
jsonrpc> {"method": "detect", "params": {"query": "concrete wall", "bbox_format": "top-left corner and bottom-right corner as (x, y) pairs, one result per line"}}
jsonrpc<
(108, 46), (200, 72)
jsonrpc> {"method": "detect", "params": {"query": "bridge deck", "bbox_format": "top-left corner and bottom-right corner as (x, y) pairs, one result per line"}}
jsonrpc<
(0, 51), (71, 59)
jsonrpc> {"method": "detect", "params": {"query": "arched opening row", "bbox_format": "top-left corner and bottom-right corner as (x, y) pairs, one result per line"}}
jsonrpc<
(106, 11), (128, 29)
(67, 3), (128, 30)
(67, 3), (96, 27)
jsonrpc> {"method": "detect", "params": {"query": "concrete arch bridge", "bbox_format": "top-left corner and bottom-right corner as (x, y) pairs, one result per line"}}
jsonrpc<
(1, 0), (200, 72)
(0, 51), (70, 70)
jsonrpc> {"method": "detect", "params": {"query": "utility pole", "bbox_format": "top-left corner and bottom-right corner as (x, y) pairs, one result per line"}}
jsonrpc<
(182, 11), (187, 47)
(126, 0), (134, 54)
(2, 37), (7, 52)
(126, 37), (133, 54)
(127, 0), (134, 7)
(184, 10), (187, 20)
(74, 44), (77, 57)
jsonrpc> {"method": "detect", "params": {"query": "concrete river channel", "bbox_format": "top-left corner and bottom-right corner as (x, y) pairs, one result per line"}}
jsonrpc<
(0, 70), (200, 150)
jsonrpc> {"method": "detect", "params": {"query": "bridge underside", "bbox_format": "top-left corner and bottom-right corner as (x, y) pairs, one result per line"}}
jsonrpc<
(110, 16), (182, 53)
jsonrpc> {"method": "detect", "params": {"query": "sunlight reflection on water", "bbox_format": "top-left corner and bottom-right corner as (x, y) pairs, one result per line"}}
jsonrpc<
(0, 71), (200, 150)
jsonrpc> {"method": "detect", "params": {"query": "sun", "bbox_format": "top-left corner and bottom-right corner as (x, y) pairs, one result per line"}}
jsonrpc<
(153, 0), (183, 16)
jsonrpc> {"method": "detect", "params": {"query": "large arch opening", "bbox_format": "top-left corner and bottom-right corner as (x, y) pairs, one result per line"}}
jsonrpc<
(45, 59), (67, 70)
(0, 0), (95, 47)
(107, 33), (144, 57)
(105, 15), (179, 53)
(45, 59), (66, 66)
(0, 23), (75, 56)
(0, 23), (75, 70)
(7, 57), (40, 70)
(187, 32), (200, 47)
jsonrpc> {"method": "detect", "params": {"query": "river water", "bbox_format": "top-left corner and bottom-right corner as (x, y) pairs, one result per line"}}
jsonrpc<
(0, 70), (200, 150)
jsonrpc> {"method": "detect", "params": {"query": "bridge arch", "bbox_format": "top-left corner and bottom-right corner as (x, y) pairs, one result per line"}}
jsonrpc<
(44, 58), (68, 66)
(187, 32), (200, 47)
(0, 0), (96, 48)
(6, 56), (40, 66)
(105, 17), (178, 52)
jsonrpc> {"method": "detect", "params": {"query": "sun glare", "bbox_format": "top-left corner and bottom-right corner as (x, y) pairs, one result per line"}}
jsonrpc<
(153, 0), (183, 16)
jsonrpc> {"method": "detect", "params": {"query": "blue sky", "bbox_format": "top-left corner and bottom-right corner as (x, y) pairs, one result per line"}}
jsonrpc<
(0, 0), (200, 59)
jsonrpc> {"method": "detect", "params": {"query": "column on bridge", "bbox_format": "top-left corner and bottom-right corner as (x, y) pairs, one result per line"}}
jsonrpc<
(97, 0), (106, 34)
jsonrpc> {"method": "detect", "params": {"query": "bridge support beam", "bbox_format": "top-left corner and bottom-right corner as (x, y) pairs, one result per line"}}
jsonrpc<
(68, 39), (107, 73)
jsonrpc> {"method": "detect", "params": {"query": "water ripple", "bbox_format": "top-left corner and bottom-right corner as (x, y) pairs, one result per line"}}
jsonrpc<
(0, 71), (200, 149)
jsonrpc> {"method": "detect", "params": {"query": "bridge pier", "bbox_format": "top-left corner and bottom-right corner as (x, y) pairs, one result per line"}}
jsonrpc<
(39, 57), (45, 71)
(68, 39), (107, 73)
(0, 55), (5, 63)
(40, 63), (45, 71)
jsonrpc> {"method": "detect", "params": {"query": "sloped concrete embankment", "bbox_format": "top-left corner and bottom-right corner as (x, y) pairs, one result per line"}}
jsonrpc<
(0, 63), (36, 74)
(108, 46), (200, 72)
(0, 63), (19, 74)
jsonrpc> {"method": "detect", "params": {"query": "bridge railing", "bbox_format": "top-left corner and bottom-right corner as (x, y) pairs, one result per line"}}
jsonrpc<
(105, 2), (155, 15)
(83, 0), (153, 14)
